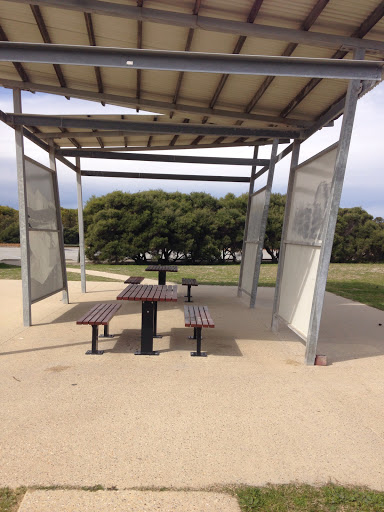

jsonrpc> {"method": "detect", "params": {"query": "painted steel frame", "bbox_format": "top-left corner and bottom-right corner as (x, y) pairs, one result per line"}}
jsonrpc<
(5, 113), (301, 139)
(1, 42), (383, 80)
(76, 157), (86, 294)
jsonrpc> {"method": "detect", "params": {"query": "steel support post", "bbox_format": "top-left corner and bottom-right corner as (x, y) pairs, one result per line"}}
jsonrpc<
(49, 147), (69, 304)
(237, 146), (258, 297)
(76, 156), (86, 293)
(305, 50), (364, 365)
(136, 301), (159, 355)
(249, 138), (279, 308)
(271, 140), (301, 331)
(13, 89), (31, 326)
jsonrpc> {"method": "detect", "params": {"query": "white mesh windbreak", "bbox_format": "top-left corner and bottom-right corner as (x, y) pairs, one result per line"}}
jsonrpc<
(277, 143), (338, 340)
(25, 158), (64, 303)
(29, 231), (64, 302)
(25, 158), (57, 230)
(278, 245), (321, 338)
(247, 189), (266, 242)
(240, 188), (266, 294)
(241, 242), (258, 295)
(286, 147), (338, 244)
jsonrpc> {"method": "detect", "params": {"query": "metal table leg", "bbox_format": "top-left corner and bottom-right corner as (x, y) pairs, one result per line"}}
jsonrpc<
(184, 284), (193, 302)
(135, 300), (159, 355)
(158, 270), (166, 285)
(153, 301), (162, 338)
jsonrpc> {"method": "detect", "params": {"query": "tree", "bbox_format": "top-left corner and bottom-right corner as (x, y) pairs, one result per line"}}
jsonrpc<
(332, 207), (384, 262)
(0, 206), (19, 243)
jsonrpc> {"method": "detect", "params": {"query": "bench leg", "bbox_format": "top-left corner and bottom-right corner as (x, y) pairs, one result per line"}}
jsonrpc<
(184, 284), (193, 302)
(135, 301), (159, 356)
(86, 325), (104, 355)
(99, 324), (114, 338)
(191, 327), (207, 357)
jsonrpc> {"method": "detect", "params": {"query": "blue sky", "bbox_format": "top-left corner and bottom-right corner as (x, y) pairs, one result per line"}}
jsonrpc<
(0, 82), (383, 218)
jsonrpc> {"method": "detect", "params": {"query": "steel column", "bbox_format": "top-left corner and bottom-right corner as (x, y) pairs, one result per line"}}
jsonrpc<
(250, 138), (279, 308)
(13, 89), (32, 326)
(136, 301), (159, 355)
(49, 147), (69, 304)
(271, 140), (301, 331)
(76, 156), (86, 293)
(238, 145), (258, 297)
(305, 50), (364, 365)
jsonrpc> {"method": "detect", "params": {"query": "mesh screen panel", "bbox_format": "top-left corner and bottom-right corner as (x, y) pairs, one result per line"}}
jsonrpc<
(25, 159), (57, 230)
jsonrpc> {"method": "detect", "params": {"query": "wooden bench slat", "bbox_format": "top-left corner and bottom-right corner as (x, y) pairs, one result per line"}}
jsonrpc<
(184, 305), (214, 328)
(182, 278), (198, 286)
(124, 276), (144, 284)
(77, 303), (121, 326)
(76, 303), (103, 324)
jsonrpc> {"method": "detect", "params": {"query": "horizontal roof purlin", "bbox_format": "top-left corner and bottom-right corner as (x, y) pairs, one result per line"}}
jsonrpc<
(0, 42), (383, 80)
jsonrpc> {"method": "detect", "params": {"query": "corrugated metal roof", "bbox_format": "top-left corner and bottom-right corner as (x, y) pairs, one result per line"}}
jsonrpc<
(0, 0), (383, 150)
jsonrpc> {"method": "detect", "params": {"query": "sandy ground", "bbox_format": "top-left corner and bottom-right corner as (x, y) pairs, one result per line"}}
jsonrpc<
(1, 278), (384, 496)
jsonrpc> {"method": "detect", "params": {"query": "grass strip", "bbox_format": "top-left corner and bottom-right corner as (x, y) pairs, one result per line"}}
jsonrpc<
(0, 488), (26, 512)
(236, 483), (384, 511)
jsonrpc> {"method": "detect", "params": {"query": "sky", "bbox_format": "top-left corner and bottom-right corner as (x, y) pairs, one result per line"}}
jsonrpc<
(0, 81), (383, 218)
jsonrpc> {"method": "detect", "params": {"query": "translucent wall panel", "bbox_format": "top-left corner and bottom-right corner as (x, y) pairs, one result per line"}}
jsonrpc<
(247, 189), (266, 242)
(241, 242), (258, 295)
(25, 157), (57, 230)
(286, 146), (338, 244)
(25, 157), (65, 303)
(29, 231), (64, 302)
(276, 143), (338, 340)
(239, 188), (266, 294)
(278, 245), (320, 338)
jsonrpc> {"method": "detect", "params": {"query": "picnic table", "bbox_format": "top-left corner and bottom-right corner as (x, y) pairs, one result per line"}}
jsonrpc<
(117, 284), (178, 355)
(145, 265), (178, 285)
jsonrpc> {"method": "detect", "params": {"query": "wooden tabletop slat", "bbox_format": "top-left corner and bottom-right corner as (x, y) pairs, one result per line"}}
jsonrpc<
(145, 265), (178, 272)
(117, 285), (178, 302)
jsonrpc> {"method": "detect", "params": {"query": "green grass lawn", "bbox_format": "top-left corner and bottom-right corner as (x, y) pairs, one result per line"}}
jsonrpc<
(2, 262), (384, 310)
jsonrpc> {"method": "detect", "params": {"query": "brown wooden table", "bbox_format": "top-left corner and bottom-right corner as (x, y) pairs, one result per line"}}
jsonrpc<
(145, 265), (178, 285)
(117, 284), (178, 355)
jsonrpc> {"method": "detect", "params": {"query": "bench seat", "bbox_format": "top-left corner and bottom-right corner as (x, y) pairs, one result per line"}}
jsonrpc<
(182, 278), (198, 302)
(124, 276), (144, 284)
(77, 302), (121, 355)
(184, 305), (214, 357)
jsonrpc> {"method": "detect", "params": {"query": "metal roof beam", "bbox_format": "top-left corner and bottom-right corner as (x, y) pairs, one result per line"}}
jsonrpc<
(59, 139), (286, 152)
(0, 43), (382, 80)
(81, 170), (250, 182)
(6, 113), (301, 138)
(55, 149), (270, 166)
(0, 77), (312, 128)
(6, 0), (384, 53)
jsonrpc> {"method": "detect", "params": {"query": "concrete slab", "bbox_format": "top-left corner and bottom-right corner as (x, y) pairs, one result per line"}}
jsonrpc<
(0, 279), (384, 492)
(19, 490), (240, 512)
